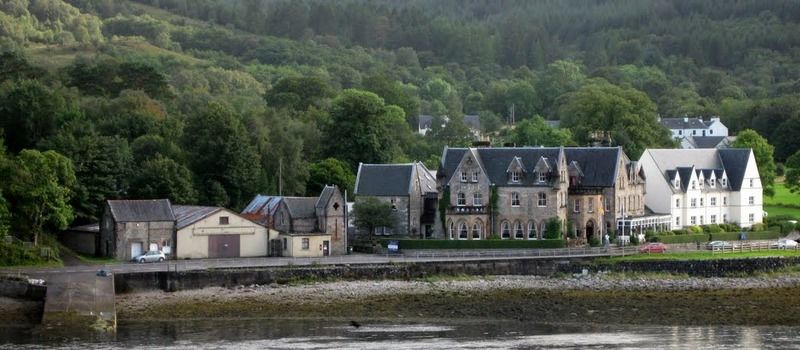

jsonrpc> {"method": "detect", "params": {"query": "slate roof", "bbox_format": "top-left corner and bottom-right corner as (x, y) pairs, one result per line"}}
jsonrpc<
(107, 199), (174, 222)
(641, 148), (753, 192)
(440, 147), (563, 186)
(316, 185), (336, 210)
(69, 223), (99, 233)
(418, 114), (481, 132)
(718, 149), (751, 191)
(463, 114), (481, 131)
(563, 147), (622, 188)
(172, 205), (221, 230)
(241, 195), (283, 225)
(418, 114), (433, 129)
(660, 117), (710, 130)
(356, 164), (414, 196)
(283, 197), (318, 218)
(689, 136), (728, 149)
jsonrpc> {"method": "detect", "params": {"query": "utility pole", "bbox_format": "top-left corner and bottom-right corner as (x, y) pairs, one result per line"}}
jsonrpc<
(279, 158), (283, 196)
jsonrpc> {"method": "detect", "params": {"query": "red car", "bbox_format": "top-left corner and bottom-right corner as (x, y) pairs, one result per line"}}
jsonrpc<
(639, 242), (668, 253)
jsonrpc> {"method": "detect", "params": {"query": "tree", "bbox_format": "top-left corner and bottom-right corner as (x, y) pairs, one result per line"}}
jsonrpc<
(2, 150), (76, 245)
(323, 89), (401, 170)
(307, 158), (355, 196)
(353, 196), (394, 244)
(183, 103), (262, 208)
(130, 155), (197, 204)
(507, 116), (575, 147)
(733, 129), (777, 197)
(558, 79), (673, 159)
(786, 150), (800, 194)
(536, 60), (586, 115)
(265, 75), (334, 111)
(0, 79), (77, 153)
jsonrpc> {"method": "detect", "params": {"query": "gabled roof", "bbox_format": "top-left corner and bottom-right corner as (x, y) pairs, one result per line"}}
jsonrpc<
(172, 205), (222, 230)
(661, 118), (710, 130)
(418, 114), (433, 129)
(283, 197), (318, 218)
(718, 149), (752, 191)
(463, 114), (481, 131)
(316, 185), (337, 210)
(107, 199), (174, 222)
(641, 148), (753, 192)
(506, 156), (526, 173)
(688, 136), (728, 149)
(241, 195), (283, 224)
(355, 163), (415, 196)
(534, 156), (551, 172)
(440, 147), (563, 186)
(676, 166), (695, 192)
(563, 147), (622, 188)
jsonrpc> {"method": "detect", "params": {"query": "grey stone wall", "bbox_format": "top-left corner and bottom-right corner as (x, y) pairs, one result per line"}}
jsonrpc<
(114, 221), (175, 261)
(496, 186), (565, 239)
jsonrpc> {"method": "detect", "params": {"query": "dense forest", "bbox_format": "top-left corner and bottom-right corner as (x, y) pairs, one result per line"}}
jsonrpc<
(0, 0), (798, 245)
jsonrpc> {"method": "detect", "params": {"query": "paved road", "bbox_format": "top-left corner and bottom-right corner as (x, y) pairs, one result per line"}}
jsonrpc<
(3, 246), (641, 277)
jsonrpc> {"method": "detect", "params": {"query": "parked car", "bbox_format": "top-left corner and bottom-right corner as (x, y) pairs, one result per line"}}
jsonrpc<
(706, 241), (734, 250)
(771, 239), (798, 249)
(132, 250), (166, 263)
(639, 242), (668, 253)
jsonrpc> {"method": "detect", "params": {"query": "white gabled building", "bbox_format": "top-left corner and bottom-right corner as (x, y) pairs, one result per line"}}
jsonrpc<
(660, 117), (729, 139)
(638, 149), (763, 230)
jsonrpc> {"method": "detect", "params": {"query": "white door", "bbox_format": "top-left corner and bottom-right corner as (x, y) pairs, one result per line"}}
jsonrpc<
(149, 243), (159, 252)
(131, 242), (143, 258)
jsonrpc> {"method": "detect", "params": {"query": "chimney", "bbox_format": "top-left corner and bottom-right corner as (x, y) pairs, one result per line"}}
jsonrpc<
(711, 117), (720, 122)
(683, 117), (689, 122)
(472, 140), (491, 148)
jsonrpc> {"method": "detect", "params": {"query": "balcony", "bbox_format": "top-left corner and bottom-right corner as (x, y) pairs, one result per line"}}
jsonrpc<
(448, 206), (488, 214)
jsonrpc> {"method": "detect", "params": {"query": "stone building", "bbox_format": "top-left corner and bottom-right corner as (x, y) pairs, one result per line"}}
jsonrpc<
(241, 185), (346, 256)
(437, 147), (569, 240)
(100, 199), (176, 260)
(354, 162), (438, 238)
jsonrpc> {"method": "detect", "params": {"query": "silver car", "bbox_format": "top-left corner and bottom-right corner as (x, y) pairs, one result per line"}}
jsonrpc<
(132, 250), (166, 263)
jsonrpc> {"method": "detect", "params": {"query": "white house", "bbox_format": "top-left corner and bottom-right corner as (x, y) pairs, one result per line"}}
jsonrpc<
(661, 117), (728, 139)
(173, 205), (275, 259)
(638, 149), (763, 230)
(418, 114), (482, 139)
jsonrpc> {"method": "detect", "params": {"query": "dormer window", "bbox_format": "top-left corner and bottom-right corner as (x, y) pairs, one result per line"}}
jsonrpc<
(460, 172), (468, 182)
(472, 171), (479, 182)
(710, 178), (715, 187)
(674, 179), (680, 188)
(722, 178), (727, 187)
(512, 171), (520, 183)
(691, 181), (696, 190)
(537, 172), (547, 182)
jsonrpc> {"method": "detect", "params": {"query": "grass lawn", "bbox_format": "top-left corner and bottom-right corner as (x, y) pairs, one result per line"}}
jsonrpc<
(765, 182), (800, 206)
(597, 249), (800, 262)
(765, 205), (800, 219)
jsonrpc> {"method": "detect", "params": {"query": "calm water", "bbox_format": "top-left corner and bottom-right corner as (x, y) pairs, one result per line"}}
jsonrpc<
(1, 319), (798, 349)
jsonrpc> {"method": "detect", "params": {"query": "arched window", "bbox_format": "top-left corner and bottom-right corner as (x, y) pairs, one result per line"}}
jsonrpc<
(472, 222), (482, 240)
(527, 221), (537, 239)
(501, 222), (510, 239)
(514, 221), (524, 239)
(459, 222), (468, 240)
(448, 221), (454, 240)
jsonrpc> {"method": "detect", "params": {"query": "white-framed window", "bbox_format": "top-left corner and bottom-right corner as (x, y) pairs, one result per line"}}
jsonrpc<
(710, 197), (716, 206)
(750, 179), (754, 187)
(457, 192), (466, 206)
(675, 216), (681, 226)
(691, 198), (697, 207)
(473, 193), (483, 206)
(722, 178), (727, 187)
(692, 130), (697, 135)
(538, 172), (547, 182)
(748, 196), (755, 205)
(514, 221), (524, 239)
(710, 215), (717, 224)
(710, 178), (716, 187)
(301, 238), (310, 250)
(461, 172), (468, 182)
(459, 222), (468, 239)
(700, 216), (704, 225)
(511, 192), (520, 207)
(472, 222), (482, 239)
(690, 216), (696, 225)
(448, 221), (454, 240)
(700, 198), (704, 207)
(723, 214), (728, 223)
(749, 213), (755, 223)
(691, 180), (696, 189)
(674, 179), (680, 188)
(573, 199), (581, 213)
(537, 192), (547, 207)
(512, 171), (520, 182)
(675, 198), (680, 208)
(723, 196), (728, 205)
(527, 221), (537, 240)
(472, 171), (479, 182)
(501, 222), (510, 239)
(219, 216), (229, 225)
(588, 198), (594, 213)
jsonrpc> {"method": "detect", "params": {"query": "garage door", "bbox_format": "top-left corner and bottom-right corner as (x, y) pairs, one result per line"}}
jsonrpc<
(208, 235), (240, 258)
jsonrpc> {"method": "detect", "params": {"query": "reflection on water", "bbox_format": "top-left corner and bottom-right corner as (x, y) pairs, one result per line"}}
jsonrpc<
(1, 318), (798, 349)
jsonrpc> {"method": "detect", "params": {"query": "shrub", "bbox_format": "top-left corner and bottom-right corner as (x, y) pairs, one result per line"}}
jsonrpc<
(702, 224), (723, 233)
(688, 226), (703, 234)
(544, 218), (562, 239)
(630, 234), (640, 245)
(487, 233), (501, 240)
(588, 236), (601, 247)
(749, 223), (767, 232)
(380, 239), (566, 249)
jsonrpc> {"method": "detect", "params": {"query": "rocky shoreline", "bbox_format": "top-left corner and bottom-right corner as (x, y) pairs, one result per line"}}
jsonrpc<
(116, 273), (800, 325)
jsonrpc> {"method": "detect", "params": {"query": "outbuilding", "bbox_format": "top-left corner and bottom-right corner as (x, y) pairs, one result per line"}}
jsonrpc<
(173, 205), (276, 259)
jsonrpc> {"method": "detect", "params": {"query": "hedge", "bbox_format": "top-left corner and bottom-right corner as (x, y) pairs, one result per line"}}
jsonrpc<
(380, 239), (565, 249)
(650, 231), (783, 244)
